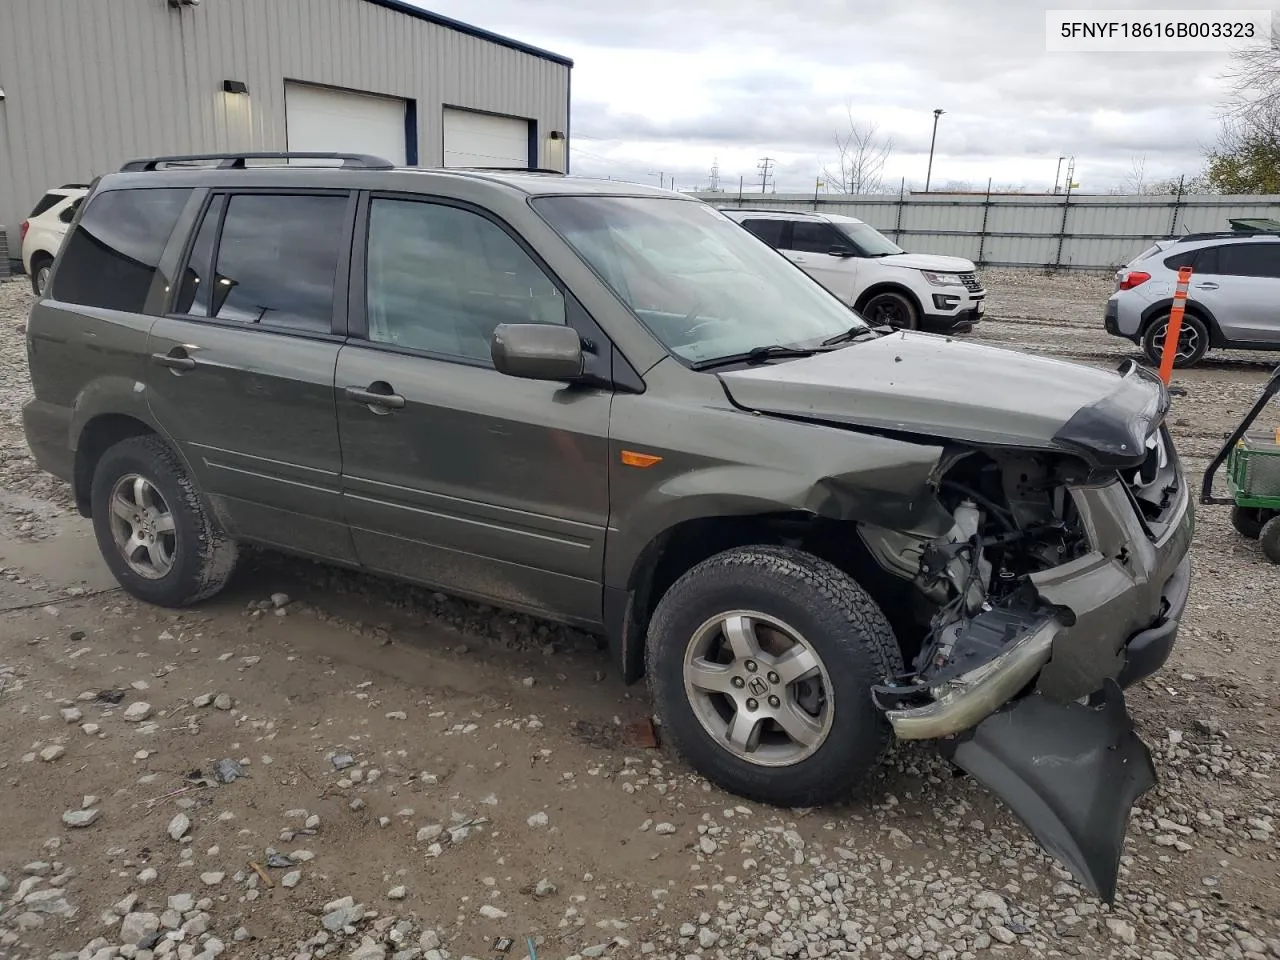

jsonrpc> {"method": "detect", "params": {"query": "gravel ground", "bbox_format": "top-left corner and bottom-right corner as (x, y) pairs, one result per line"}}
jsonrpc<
(0, 272), (1278, 960)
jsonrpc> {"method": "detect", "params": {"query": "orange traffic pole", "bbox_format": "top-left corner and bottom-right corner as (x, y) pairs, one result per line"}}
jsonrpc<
(1158, 265), (1193, 385)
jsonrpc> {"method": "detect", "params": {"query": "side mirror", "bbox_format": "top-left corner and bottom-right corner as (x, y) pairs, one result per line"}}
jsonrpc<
(491, 323), (584, 382)
(828, 245), (856, 258)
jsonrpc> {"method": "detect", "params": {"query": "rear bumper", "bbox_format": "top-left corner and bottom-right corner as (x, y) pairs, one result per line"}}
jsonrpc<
(22, 398), (75, 485)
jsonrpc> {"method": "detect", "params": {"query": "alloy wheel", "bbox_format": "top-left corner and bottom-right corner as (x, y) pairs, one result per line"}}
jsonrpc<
(682, 610), (835, 767)
(108, 474), (178, 579)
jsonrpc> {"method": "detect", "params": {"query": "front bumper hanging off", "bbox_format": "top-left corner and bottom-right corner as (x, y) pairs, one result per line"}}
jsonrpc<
(940, 679), (1156, 904)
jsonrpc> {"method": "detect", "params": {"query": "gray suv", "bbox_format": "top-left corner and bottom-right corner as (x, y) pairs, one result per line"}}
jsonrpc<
(23, 152), (1193, 901)
(1106, 230), (1280, 367)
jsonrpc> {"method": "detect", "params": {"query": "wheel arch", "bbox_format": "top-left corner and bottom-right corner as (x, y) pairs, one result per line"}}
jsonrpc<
(1139, 298), (1223, 347)
(854, 282), (924, 319)
(73, 414), (161, 517)
(607, 511), (926, 685)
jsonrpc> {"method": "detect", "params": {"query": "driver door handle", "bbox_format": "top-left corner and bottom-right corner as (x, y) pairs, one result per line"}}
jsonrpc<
(151, 349), (197, 372)
(344, 385), (405, 410)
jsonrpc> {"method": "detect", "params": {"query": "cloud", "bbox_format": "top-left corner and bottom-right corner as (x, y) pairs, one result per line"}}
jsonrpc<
(418, 0), (1241, 192)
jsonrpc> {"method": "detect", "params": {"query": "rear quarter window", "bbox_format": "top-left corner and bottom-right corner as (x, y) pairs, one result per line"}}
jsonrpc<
(27, 193), (64, 218)
(51, 188), (191, 313)
(1162, 249), (1200, 271)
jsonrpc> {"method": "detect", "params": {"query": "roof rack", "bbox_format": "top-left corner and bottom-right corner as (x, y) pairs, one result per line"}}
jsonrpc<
(447, 166), (566, 175)
(718, 207), (820, 216)
(119, 152), (395, 172)
(1174, 230), (1280, 243)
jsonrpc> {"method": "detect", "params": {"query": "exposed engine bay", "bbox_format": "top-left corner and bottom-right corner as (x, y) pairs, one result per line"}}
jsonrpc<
(867, 447), (1097, 716)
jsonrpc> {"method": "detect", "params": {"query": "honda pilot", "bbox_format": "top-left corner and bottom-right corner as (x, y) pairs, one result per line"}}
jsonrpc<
(22, 152), (1193, 902)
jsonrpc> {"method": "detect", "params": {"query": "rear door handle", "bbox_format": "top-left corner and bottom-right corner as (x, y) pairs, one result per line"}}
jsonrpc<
(151, 350), (197, 372)
(792, 257), (808, 264)
(344, 385), (405, 411)
(1194, 282), (1219, 290)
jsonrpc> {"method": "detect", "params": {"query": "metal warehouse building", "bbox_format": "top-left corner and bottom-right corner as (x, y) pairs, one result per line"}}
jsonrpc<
(0, 0), (572, 270)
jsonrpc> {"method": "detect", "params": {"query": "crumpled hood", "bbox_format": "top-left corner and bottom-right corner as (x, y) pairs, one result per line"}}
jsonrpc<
(718, 332), (1168, 468)
(879, 252), (976, 273)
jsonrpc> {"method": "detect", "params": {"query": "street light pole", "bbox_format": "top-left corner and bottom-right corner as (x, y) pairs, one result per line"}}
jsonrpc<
(924, 108), (944, 192)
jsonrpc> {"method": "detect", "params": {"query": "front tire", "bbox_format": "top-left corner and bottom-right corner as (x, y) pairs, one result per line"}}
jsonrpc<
(861, 291), (919, 330)
(1141, 311), (1209, 368)
(646, 546), (903, 807)
(90, 435), (238, 607)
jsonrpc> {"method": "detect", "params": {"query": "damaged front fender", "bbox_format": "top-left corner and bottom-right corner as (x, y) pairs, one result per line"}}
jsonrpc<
(940, 679), (1156, 903)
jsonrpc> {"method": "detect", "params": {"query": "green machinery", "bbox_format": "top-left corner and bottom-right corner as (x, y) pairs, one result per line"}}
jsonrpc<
(1202, 367), (1280, 563)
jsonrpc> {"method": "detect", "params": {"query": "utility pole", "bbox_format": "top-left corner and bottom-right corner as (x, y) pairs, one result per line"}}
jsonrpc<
(757, 157), (774, 193)
(924, 108), (944, 192)
(1053, 156), (1066, 194)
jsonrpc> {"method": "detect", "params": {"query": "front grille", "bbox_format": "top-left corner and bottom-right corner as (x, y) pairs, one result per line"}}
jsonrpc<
(957, 272), (982, 293)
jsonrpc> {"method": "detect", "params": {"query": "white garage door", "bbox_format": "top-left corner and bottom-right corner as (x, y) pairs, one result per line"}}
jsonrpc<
(285, 82), (408, 165)
(443, 108), (531, 168)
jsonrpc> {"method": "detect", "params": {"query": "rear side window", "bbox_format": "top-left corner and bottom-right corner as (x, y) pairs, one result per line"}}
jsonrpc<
(175, 193), (348, 333)
(58, 198), (83, 224)
(740, 219), (785, 248)
(1214, 243), (1280, 279)
(27, 193), (63, 218)
(52, 188), (191, 313)
(1162, 249), (1199, 271)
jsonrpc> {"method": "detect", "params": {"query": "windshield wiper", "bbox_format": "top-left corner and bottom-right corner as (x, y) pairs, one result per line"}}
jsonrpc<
(820, 325), (882, 346)
(691, 344), (819, 371)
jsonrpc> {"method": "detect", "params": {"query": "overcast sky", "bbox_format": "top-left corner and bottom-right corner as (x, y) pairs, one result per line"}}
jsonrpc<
(421, 0), (1248, 194)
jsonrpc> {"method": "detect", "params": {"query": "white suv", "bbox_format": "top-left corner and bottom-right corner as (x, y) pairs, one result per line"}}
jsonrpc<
(20, 185), (89, 295)
(722, 208), (985, 332)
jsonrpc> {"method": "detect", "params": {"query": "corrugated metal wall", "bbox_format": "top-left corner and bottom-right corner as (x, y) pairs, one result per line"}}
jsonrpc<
(699, 192), (1280, 271)
(0, 0), (571, 261)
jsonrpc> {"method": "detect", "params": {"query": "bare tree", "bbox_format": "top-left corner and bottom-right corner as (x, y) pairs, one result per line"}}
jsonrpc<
(1222, 29), (1280, 124)
(1112, 155), (1147, 194)
(821, 102), (893, 195)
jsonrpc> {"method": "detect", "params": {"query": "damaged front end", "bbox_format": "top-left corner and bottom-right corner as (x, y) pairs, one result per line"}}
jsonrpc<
(861, 428), (1192, 901)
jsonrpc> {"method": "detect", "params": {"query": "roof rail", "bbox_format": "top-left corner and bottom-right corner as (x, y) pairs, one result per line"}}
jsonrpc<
(719, 207), (819, 216)
(447, 166), (566, 175)
(119, 152), (396, 172)
(1175, 230), (1280, 243)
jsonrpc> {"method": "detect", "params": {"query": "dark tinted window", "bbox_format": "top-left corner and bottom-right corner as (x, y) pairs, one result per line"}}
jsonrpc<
(172, 195), (227, 317)
(208, 194), (347, 332)
(790, 221), (844, 254)
(27, 193), (63, 218)
(58, 198), (83, 224)
(52, 188), (191, 312)
(741, 219), (785, 248)
(365, 198), (564, 363)
(1215, 243), (1280, 278)
(1162, 249), (1199, 271)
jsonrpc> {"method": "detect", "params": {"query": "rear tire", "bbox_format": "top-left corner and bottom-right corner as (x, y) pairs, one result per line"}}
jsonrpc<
(1231, 506), (1266, 540)
(1260, 516), (1280, 564)
(1141, 311), (1208, 368)
(646, 545), (903, 807)
(90, 435), (238, 607)
(30, 254), (53, 296)
(860, 291), (919, 331)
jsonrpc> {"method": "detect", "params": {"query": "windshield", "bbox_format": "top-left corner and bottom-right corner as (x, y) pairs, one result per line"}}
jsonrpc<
(532, 196), (867, 364)
(837, 221), (904, 257)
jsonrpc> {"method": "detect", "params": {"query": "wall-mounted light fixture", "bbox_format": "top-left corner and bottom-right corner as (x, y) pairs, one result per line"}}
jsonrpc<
(222, 80), (249, 96)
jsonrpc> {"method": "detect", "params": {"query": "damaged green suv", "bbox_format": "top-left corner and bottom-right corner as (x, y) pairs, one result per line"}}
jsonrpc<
(22, 153), (1193, 902)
